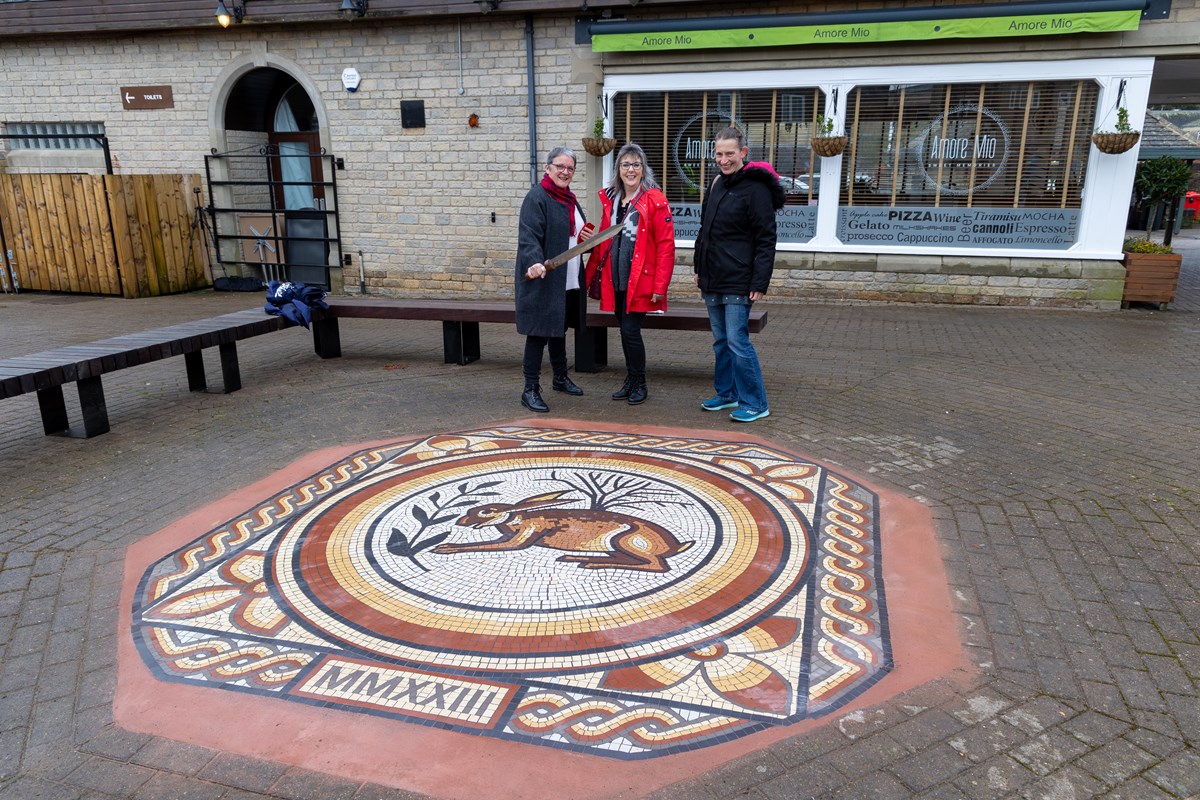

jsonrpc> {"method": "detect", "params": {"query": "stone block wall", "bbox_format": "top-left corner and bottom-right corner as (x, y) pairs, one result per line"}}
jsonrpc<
(3, 5), (1197, 309)
(658, 251), (1124, 310)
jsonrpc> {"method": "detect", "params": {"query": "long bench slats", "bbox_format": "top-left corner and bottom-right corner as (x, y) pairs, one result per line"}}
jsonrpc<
(0, 309), (289, 437)
(324, 298), (517, 324)
(3, 298), (770, 437)
(314, 298), (766, 372)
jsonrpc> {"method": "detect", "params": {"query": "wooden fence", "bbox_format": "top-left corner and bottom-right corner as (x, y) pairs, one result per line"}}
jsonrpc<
(0, 173), (210, 297)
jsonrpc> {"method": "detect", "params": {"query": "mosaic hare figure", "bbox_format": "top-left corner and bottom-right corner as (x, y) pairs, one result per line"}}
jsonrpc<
(432, 491), (693, 573)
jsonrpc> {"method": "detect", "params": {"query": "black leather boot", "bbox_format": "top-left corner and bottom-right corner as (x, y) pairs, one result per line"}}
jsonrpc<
(552, 375), (584, 396)
(521, 383), (549, 413)
(627, 382), (648, 405)
(611, 375), (634, 401)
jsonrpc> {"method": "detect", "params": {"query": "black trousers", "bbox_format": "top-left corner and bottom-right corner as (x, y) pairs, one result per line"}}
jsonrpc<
(523, 335), (567, 386)
(613, 291), (646, 381)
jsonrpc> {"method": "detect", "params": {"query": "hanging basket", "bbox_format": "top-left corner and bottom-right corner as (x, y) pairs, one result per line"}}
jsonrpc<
(1091, 131), (1140, 155)
(581, 137), (618, 157)
(811, 135), (849, 158)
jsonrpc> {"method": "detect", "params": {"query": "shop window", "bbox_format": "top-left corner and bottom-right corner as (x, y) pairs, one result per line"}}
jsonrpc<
(841, 81), (1097, 209)
(612, 89), (826, 243)
(836, 80), (1098, 249)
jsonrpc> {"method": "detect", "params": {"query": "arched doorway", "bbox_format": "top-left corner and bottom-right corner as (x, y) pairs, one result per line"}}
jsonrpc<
(208, 64), (339, 290)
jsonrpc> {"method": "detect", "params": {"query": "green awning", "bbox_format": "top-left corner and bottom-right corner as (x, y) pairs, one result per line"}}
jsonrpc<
(590, 0), (1144, 53)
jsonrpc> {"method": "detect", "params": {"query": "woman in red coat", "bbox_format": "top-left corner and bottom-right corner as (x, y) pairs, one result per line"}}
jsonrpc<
(584, 143), (675, 404)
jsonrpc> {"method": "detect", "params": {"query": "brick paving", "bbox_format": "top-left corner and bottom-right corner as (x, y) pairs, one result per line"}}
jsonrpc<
(1, 236), (1198, 799)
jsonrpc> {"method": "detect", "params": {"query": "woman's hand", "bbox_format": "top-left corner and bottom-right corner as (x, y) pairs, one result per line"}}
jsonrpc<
(578, 222), (596, 242)
(525, 263), (547, 280)
(651, 294), (663, 304)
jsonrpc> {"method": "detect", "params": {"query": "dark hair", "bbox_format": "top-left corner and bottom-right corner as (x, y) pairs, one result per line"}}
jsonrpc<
(608, 142), (659, 193)
(714, 126), (746, 148)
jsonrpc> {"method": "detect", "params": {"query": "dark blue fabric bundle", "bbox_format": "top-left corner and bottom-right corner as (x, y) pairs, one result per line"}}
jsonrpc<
(263, 280), (329, 328)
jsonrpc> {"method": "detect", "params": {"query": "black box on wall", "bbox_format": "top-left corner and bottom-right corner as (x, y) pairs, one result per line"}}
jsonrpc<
(400, 100), (426, 129)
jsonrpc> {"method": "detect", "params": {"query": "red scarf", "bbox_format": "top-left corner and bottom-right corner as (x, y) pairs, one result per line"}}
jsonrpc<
(540, 174), (578, 235)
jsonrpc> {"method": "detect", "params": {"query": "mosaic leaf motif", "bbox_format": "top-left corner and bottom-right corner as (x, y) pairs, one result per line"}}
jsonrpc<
(133, 426), (891, 758)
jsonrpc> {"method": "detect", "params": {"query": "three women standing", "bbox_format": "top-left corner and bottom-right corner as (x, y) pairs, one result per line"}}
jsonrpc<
(584, 143), (675, 404)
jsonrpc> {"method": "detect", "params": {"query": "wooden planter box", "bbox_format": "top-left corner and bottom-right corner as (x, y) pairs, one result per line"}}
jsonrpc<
(1122, 251), (1182, 309)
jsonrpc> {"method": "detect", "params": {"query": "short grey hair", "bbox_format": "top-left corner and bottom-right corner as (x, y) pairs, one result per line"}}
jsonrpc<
(545, 146), (577, 167)
(608, 142), (660, 193)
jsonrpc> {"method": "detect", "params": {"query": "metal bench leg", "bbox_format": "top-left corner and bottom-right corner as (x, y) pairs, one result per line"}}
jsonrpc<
(575, 327), (607, 373)
(219, 342), (241, 393)
(77, 376), (110, 437)
(185, 350), (207, 392)
(443, 321), (480, 365)
(36, 386), (70, 435)
(313, 317), (342, 358)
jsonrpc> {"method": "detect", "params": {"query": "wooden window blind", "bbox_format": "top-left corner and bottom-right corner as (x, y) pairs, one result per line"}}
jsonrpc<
(841, 80), (1099, 208)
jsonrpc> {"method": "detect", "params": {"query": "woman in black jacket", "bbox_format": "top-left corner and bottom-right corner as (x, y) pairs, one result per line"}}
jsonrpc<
(514, 146), (592, 412)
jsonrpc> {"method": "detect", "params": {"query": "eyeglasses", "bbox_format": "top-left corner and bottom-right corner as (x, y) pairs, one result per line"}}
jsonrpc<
(619, 162), (643, 170)
(549, 163), (576, 174)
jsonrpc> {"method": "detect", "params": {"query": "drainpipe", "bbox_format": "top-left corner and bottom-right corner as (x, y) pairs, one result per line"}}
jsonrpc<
(526, 13), (538, 186)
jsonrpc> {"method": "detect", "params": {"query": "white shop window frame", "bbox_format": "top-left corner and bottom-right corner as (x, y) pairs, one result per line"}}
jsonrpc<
(602, 57), (1152, 260)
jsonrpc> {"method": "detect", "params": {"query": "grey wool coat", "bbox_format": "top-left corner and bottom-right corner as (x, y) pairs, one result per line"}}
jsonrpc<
(514, 184), (587, 338)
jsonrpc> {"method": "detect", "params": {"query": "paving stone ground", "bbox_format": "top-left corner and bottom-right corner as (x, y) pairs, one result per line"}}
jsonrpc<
(0, 233), (1197, 799)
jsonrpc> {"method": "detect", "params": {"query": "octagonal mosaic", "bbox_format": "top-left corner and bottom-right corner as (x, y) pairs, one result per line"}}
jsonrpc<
(132, 425), (892, 759)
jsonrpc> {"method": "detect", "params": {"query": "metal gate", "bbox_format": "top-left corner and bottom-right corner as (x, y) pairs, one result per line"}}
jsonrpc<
(204, 146), (342, 290)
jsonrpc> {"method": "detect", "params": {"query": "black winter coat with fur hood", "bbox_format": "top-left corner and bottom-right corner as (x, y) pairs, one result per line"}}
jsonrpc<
(693, 164), (786, 296)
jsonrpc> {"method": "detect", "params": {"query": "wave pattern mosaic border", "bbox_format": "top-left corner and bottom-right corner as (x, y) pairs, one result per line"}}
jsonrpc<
(132, 426), (891, 758)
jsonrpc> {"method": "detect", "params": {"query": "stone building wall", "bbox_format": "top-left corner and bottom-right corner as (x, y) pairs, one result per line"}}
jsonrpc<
(0, 15), (589, 301)
(2, 3), (1200, 308)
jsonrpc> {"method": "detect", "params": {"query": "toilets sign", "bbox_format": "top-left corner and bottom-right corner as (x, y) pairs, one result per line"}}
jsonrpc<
(120, 85), (174, 110)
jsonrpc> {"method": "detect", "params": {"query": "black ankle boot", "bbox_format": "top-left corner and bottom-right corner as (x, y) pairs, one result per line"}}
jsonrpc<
(552, 375), (584, 396)
(627, 382), (648, 405)
(611, 376), (634, 401)
(521, 383), (549, 413)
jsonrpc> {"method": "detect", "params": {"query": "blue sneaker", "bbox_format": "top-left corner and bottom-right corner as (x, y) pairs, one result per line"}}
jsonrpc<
(701, 396), (739, 411)
(730, 407), (770, 423)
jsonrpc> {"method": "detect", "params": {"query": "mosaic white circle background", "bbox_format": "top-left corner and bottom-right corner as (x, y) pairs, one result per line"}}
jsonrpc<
(272, 448), (809, 673)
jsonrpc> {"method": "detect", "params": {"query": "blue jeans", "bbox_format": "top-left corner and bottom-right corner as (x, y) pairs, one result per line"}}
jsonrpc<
(704, 294), (767, 413)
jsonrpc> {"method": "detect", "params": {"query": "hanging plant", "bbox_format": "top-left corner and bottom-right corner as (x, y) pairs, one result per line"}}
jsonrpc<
(812, 114), (848, 158)
(811, 90), (848, 157)
(1092, 82), (1141, 154)
(582, 116), (617, 157)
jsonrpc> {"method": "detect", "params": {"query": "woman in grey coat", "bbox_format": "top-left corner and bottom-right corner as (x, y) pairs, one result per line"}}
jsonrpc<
(515, 146), (593, 412)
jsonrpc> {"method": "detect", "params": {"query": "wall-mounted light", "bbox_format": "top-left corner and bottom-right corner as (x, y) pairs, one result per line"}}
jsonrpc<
(215, 0), (244, 27)
(340, 0), (367, 20)
(477, 0), (500, 12)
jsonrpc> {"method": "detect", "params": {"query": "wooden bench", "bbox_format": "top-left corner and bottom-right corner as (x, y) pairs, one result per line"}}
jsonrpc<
(311, 297), (768, 372)
(312, 298), (516, 365)
(0, 309), (288, 438)
(581, 306), (767, 371)
(2, 298), (767, 439)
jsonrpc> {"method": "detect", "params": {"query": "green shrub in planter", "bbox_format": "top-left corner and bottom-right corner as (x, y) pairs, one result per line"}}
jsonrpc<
(1123, 237), (1174, 254)
(1134, 156), (1192, 247)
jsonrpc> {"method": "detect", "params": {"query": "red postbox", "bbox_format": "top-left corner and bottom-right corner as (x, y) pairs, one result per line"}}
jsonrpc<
(1185, 191), (1200, 221)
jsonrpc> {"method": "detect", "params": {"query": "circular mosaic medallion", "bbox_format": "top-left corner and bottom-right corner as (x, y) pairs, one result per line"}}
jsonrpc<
(133, 426), (892, 759)
(274, 448), (806, 673)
